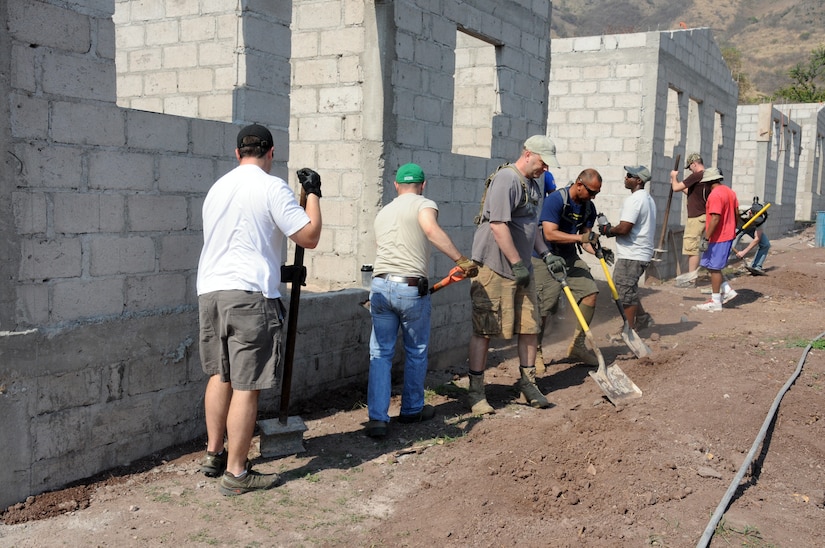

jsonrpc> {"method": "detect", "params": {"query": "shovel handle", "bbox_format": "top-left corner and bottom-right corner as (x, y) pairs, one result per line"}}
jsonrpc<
(429, 266), (466, 294)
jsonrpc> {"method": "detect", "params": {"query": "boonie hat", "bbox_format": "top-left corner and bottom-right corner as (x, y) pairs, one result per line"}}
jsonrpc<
(700, 167), (723, 183)
(624, 165), (651, 183)
(685, 152), (702, 169)
(395, 163), (426, 184)
(524, 135), (561, 168)
(237, 124), (273, 151)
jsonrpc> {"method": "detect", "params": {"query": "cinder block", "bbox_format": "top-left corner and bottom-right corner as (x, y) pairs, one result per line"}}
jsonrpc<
(13, 191), (47, 234)
(126, 274), (187, 312)
(18, 238), (82, 281)
(51, 277), (125, 322)
(158, 233), (202, 271)
(145, 20), (179, 46)
(128, 47), (162, 72)
(89, 151), (154, 191)
(51, 101), (125, 147)
(144, 71), (178, 95)
(158, 156), (215, 192)
(7, 0), (91, 53)
(16, 284), (50, 326)
(9, 93), (49, 140)
(36, 368), (104, 415)
(126, 110), (189, 153)
(89, 236), (156, 276)
(128, 195), (188, 232)
(54, 193), (124, 234)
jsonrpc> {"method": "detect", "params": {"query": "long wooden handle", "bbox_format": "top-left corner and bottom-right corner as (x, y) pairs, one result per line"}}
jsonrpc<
(656, 154), (679, 251)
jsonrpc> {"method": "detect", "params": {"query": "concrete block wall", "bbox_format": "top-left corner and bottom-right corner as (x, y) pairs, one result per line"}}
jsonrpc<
(775, 104), (825, 222)
(732, 103), (805, 237)
(0, 0), (554, 508)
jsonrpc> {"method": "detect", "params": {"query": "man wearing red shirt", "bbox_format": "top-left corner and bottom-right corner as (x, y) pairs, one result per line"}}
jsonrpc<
(691, 167), (739, 312)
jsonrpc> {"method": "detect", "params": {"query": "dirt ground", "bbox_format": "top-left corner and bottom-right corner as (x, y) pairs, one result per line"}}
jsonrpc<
(3, 228), (825, 547)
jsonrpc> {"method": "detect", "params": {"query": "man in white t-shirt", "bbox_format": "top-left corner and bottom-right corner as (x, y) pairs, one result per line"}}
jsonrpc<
(598, 165), (656, 331)
(196, 124), (322, 495)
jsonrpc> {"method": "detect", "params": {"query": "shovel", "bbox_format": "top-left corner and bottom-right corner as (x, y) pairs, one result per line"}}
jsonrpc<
(548, 264), (642, 405)
(429, 265), (466, 294)
(257, 186), (310, 458)
(593, 242), (651, 358)
(647, 154), (679, 280)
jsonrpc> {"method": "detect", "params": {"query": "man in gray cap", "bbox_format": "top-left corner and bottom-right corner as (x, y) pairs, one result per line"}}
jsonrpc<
(466, 135), (564, 414)
(599, 165), (657, 331)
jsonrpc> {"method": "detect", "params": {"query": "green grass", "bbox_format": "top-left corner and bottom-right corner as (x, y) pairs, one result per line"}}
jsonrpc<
(714, 518), (776, 547)
(787, 337), (825, 350)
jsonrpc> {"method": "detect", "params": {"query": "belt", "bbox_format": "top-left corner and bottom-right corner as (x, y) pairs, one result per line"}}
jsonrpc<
(375, 273), (424, 286)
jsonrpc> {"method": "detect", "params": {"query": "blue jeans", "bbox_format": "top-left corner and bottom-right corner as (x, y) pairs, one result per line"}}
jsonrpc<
(368, 276), (430, 422)
(751, 231), (771, 269)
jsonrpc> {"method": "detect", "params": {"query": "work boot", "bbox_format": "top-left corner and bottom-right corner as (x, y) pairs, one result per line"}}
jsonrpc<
(467, 373), (495, 415)
(535, 346), (546, 375)
(518, 366), (550, 408)
(566, 333), (599, 366)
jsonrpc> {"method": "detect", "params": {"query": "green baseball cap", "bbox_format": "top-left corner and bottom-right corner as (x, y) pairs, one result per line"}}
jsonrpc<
(395, 163), (426, 184)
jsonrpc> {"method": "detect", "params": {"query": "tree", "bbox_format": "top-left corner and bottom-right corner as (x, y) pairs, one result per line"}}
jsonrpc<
(721, 45), (753, 102)
(774, 45), (825, 103)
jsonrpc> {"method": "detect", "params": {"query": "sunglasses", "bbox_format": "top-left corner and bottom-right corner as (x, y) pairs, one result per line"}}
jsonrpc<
(626, 173), (639, 180)
(578, 180), (599, 197)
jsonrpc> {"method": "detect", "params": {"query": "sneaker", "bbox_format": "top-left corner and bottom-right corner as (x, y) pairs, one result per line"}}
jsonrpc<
(365, 420), (388, 438)
(722, 289), (738, 304)
(750, 266), (766, 276)
(200, 450), (227, 478)
(398, 404), (436, 424)
(635, 313), (655, 330)
(219, 468), (281, 496)
(691, 299), (722, 312)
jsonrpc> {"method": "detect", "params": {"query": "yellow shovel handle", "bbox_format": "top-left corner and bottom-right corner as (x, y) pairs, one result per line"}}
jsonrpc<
(598, 258), (620, 300)
(740, 203), (771, 232)
(563, 285), (590, 334)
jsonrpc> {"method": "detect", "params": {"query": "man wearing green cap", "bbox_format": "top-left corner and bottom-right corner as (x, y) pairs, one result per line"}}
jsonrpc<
(466, 136), (564, 414)
(366, 163), (478, 438)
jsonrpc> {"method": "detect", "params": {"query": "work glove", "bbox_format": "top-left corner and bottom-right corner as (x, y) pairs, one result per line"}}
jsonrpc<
(598, 222), (614, 237)
(455, 255), (478, 278)
(602, 248), (615, 266)
(297, 168), (322, 198)
(510, 260), (531, 288)
(580, 231), (599, 246)
(541, 252), (565, 274)
(699, 236), (709, 253)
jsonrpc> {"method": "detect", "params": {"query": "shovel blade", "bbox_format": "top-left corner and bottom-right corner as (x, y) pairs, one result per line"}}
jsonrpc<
(589, 363), (643, 405)
(621, 325), (652, 358)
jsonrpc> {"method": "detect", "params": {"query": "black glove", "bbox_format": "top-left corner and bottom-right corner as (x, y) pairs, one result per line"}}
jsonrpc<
(699, 236), (709, 253)
(599, 223), (614, 237)
(580, 231), (599, 246)
(541, 252), (565, 274)
(297, 168), (322, 198)
(602, 248), (615, 266)
(510, 260), (530, 288)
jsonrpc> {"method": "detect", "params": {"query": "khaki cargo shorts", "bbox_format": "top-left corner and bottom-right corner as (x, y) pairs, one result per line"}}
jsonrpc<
(470, 264), (540, 339)
(683, 214), (706, 256)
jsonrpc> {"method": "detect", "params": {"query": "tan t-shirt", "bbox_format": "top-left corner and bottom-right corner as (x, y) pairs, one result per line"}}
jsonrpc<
(373, 193), (437, 278)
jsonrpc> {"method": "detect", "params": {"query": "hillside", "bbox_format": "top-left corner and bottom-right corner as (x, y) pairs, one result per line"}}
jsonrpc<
(551, 0), (825, 102)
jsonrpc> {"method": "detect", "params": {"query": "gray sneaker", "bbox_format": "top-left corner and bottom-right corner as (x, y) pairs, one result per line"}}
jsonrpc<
(200, 450), (227, 478)
(219, 468), (281, 496)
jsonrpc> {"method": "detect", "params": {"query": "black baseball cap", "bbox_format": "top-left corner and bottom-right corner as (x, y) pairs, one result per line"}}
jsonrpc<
(236, 124), (273, 152)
